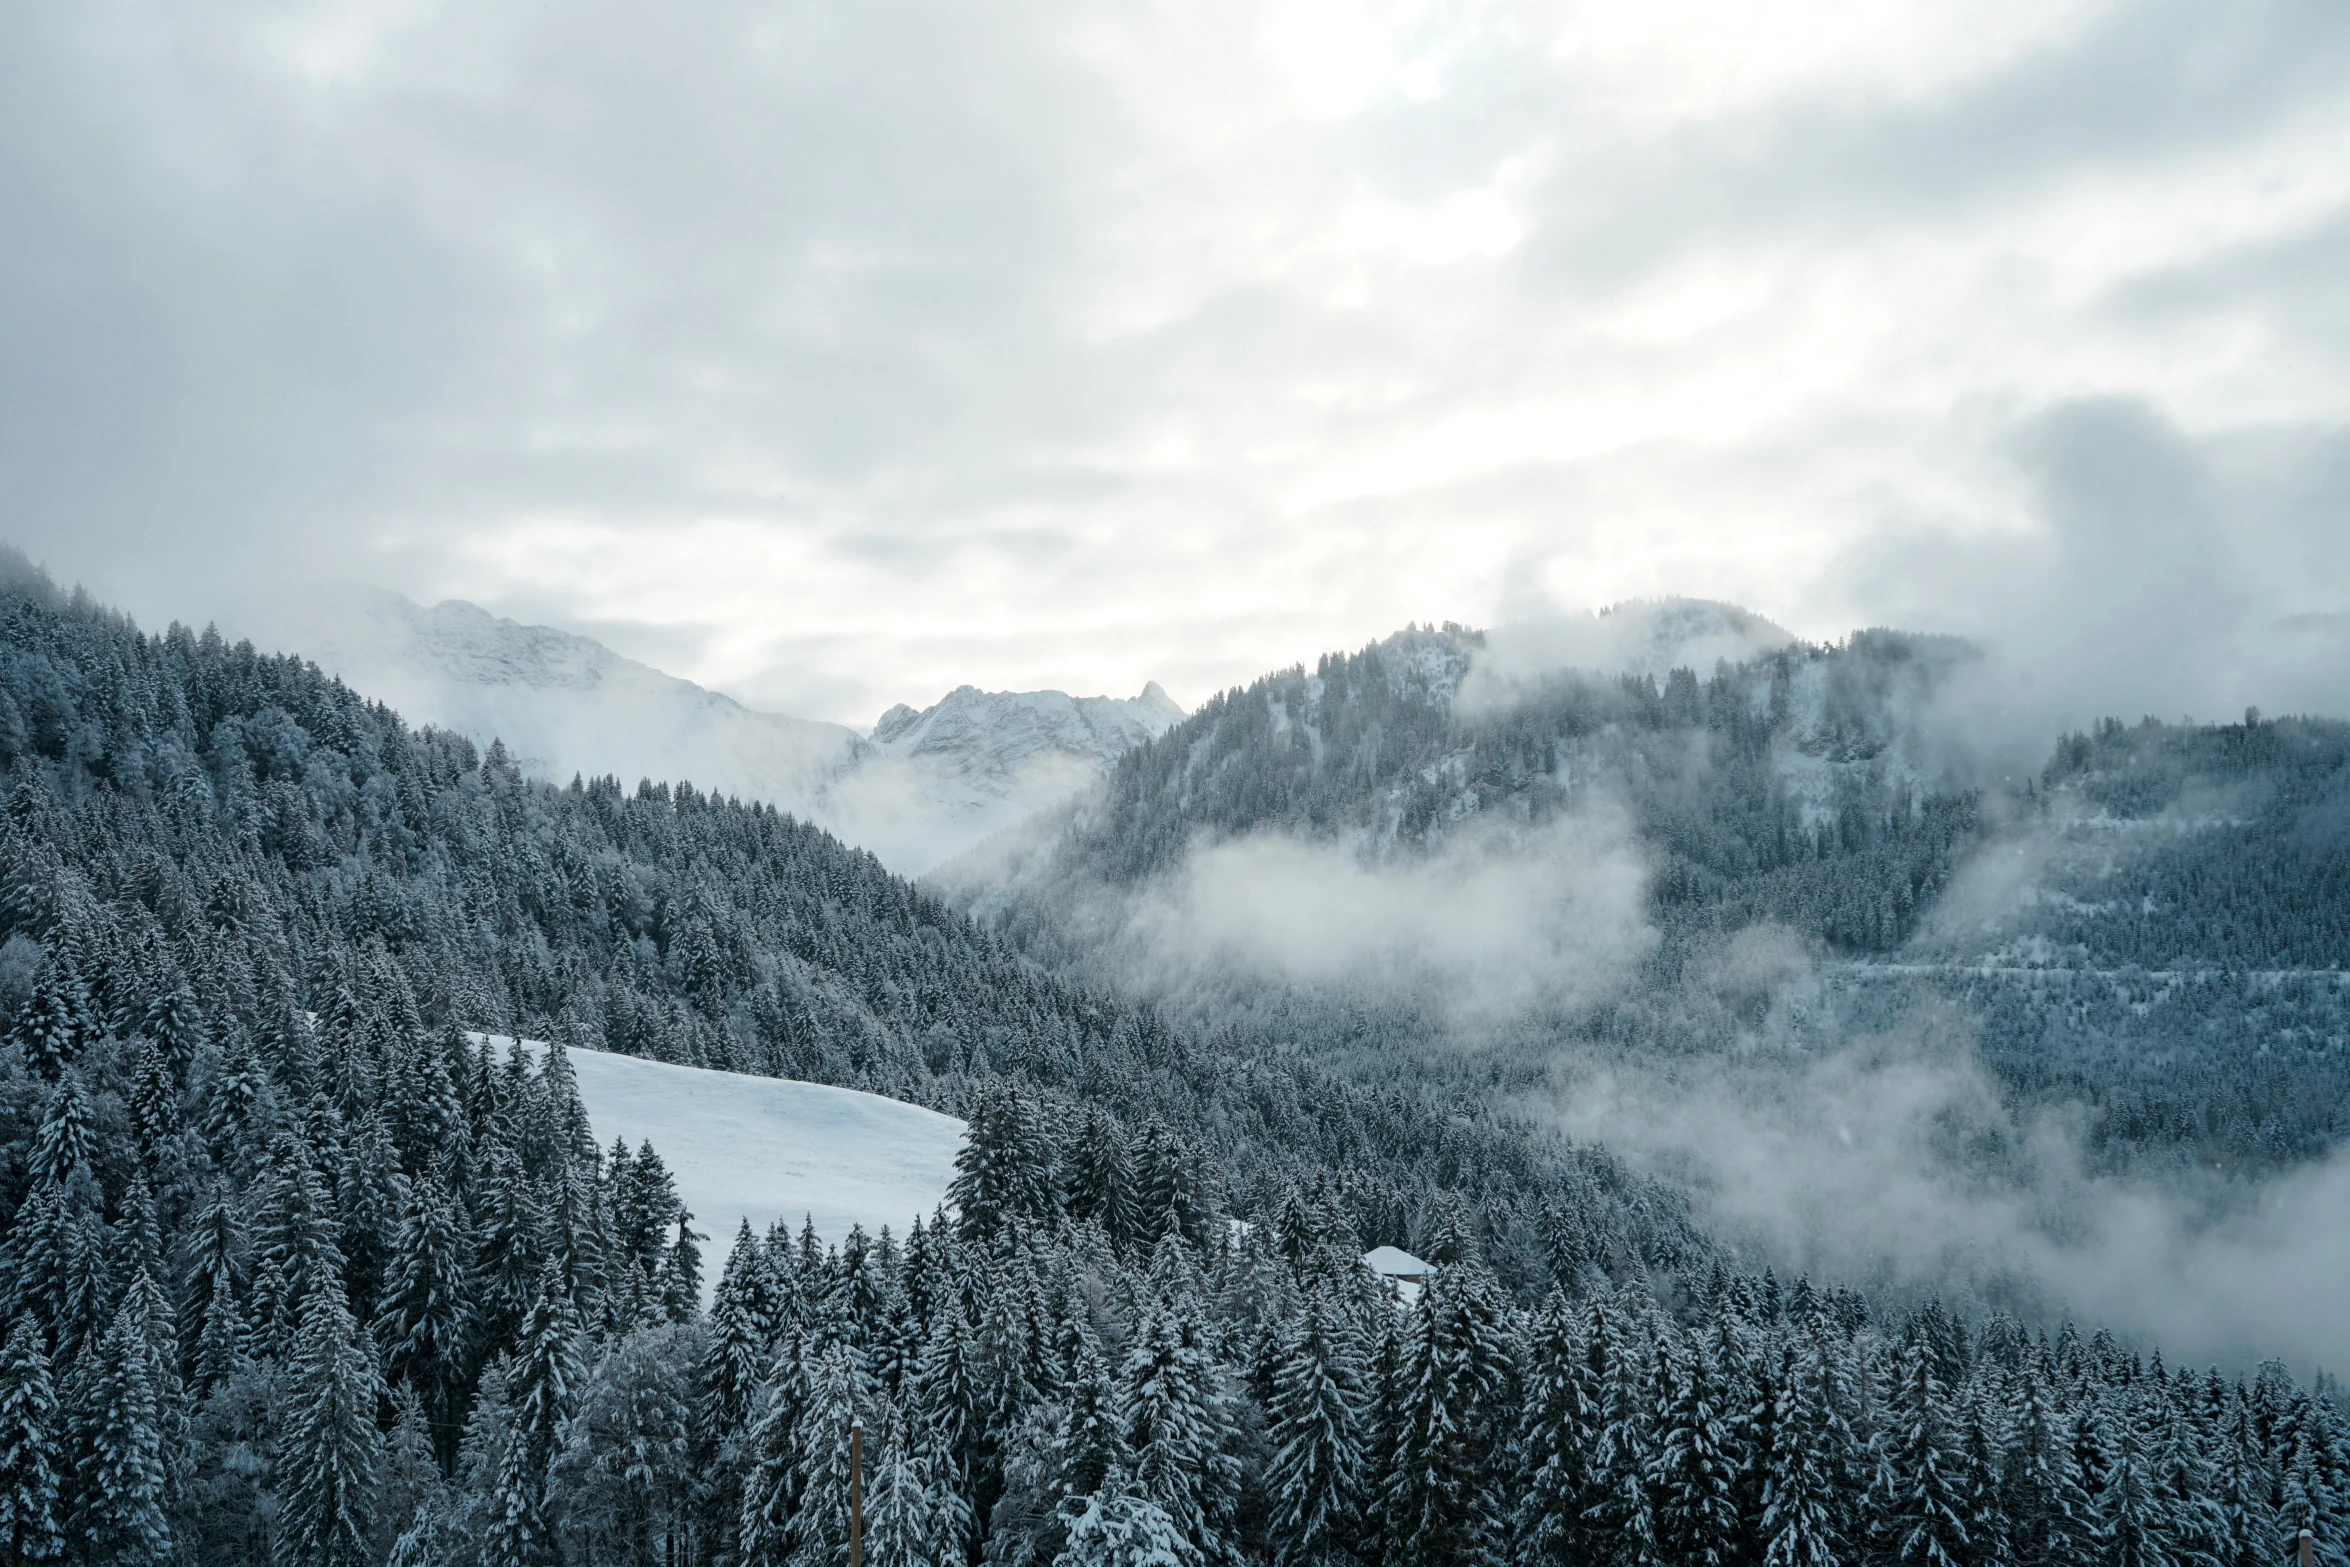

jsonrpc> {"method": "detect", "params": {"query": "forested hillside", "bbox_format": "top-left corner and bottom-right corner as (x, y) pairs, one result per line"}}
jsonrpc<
(2002, 713), (2350, 971)
(2, 558), (2347, 1567)
(1016, 624), (1980, 954)
(0, 559), (1686, 1275)
(965, 624), (2350, 1175)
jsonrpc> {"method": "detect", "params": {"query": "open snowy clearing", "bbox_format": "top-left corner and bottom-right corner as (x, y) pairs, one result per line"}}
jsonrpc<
(483, 1036), (967, 1258)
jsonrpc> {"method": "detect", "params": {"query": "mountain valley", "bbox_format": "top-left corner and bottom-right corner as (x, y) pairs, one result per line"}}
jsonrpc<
(2, 558), (2346, 1567)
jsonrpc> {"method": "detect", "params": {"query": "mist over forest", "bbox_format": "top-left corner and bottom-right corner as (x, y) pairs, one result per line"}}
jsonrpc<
(7, 0), (2350, 1558)
(2, 545), (2345, 1567)
(946, 605), (2350, 1369)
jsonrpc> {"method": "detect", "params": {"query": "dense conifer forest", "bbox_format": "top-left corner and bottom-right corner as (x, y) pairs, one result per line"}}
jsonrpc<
(966, 627), (2350, 1175)
(1, 558), (2345, 1566)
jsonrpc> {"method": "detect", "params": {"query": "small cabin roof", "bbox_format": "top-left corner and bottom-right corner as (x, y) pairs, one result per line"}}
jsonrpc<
(1362, 1245), (1431, 1278)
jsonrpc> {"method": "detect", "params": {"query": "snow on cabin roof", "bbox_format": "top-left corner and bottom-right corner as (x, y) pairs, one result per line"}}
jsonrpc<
(1363, 1245), (1431, 1278)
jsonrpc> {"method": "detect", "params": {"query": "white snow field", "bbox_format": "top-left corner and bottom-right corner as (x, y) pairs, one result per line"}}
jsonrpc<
(490, 1037), (966, 1260)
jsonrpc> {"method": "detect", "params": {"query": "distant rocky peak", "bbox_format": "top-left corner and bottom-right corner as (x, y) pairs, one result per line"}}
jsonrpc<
(869, 682), (1185, 771)
(1136, 680), (1184, 724)
(872, 701), (927, 744)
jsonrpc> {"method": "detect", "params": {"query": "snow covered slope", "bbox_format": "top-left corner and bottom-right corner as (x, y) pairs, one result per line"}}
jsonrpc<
(276, 590), (1182, 877)
(498, 1038), (966, 1258)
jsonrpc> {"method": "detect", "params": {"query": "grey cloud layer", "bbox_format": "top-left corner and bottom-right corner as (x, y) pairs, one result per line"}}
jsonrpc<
(3, 0), (2349, 722)
(1549, 999), (2350, 1374)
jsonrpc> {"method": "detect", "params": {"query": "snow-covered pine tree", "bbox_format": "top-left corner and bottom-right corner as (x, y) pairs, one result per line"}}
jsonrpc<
(376, 1167), (472, 1453)
(611, 1138), (675, 1282)
(384, 1504), (444, 1567)
(8, 1175), (106, 1359)
(126, 1040), (180, 1151)
(2090, 1392), (2176, 1567)
(701, 1223), (773, 1433)
(863, 1399), (929, 1567)
(335, 1110), (405, 1322)
(2149, 1383), (2229, 1567)
(787, 1339), (872, 1567)
(1131, 1121), (1210, 1247)
(913, 1284), (981, 1492)
(1512, 1293), (1596, 1567)
(11, 964), (86, 1079)
(1379, 1262), (1516, 1567)
(1064, 1107), (1136, 1249)
(473, 1140), (548, 1347)
(180, 1182), (247, 1394)
(1760, 1332), (1843, 1567)
(512, 1259), (586, 1464)
(63, 1296), (172, 1566)
(1123, 1303), (1235, 1560)
(2205, 1381), (2268, 1567)
(1264, 1291), (1365, 1567)
(2279, 1394), (2350, 1567)
(0, 1314), (65, 1563)
(274, 1277), (384, 1567)
(660, 1211), (705, 1322)
(738, 1331), (815, 1567)
(1952, 1375), (2011, 1567)
(373, 1386), (448, 1567)
(482, 1423), (561, 1567)
(1879, 1340), (1970, 1567)
(2002, 1360), (2094, 1567)
(1649, 1330), (1741, 1567)
(865, 1396), (972, 1567)
(948, 1082), (1059, 1247)
(549, 1322), (697, 1567)
(1054, 1468), (1205, 1567)
(1583, 1293), (1661, 1567)
(30, 1080), (93, 1188)
(249, 1131), (348, 1356)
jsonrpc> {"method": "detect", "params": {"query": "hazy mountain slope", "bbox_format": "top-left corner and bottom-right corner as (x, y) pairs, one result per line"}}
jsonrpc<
(965, 613), (1978, 953)
(1865, 711), (2350, 1168)
(281, 588), (1182, 874)
(952, 608), (2350, 1175)
(0, 555), (1697, 1298)
(1919, 712), (2350, 970)
(288, 589), (868, 811)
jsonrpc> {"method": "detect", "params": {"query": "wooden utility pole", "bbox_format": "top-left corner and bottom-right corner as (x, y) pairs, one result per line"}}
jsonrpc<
(850, 1417), (864, 1567)
(2301, 1529), (2314, 1567)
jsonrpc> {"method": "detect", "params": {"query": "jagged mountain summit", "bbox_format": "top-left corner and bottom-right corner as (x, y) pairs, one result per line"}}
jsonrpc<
(279, 588), (1183, 874)
(834, 681), (1187, 872)
(874, 681), (1185, 770)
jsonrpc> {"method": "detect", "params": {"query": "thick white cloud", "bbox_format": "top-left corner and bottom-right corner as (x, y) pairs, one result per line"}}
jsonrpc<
(1, 0), (2346, 721)
(1115, 807), (1658, 1032)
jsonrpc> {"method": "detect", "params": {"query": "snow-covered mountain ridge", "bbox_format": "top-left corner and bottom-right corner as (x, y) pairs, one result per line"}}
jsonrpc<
(279, 590), (1182, 875)
(290, 591), (869, 804)
(874, 682), (1183, 771)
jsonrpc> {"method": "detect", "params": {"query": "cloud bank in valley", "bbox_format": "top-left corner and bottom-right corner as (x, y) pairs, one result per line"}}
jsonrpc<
(1547, 951), (2350, 1375)
(1088, 806), (1657, 1034)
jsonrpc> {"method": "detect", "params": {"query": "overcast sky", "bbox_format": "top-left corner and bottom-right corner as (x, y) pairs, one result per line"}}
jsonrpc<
(4, 0), (2347, 724)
